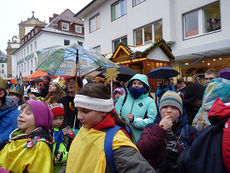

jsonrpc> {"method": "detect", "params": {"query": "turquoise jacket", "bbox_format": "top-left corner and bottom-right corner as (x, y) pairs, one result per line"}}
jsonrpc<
(115, 74), (157, 141)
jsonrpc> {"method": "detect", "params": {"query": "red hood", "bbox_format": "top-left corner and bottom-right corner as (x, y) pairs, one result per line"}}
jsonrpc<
(208, 98), (230, 121)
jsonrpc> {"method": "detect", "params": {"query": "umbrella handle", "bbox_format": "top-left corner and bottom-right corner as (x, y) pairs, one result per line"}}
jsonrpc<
(75, 50), (79, 95)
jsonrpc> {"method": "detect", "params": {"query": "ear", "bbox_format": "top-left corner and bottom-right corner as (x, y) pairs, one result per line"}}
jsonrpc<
(0, 90), (5, 98)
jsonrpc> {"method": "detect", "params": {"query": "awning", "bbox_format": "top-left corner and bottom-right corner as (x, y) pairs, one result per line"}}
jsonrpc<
(23, 71), (48, 81)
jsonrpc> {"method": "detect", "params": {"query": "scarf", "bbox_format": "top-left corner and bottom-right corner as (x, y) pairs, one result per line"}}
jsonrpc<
(128, 86), (147, 99)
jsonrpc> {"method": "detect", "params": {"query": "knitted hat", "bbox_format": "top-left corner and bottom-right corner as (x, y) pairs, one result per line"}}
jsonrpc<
(159, 91), (183, 115)
(113, 88), (125, 95)
(49, 103), (65, 117)
(183, 83), (204, 104)
(43, 74), (51, 82)
(27, 100), (53, 130)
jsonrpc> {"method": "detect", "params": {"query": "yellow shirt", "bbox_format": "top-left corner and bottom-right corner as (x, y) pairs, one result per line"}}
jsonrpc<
(66, 127), (138, 173)
(0, 138), (54, 173)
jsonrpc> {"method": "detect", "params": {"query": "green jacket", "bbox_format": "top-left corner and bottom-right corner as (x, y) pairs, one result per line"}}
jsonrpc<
(115, 74), (157, 141)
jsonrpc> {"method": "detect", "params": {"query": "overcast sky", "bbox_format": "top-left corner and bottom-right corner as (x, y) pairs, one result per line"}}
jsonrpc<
(0, 0), (92, 54)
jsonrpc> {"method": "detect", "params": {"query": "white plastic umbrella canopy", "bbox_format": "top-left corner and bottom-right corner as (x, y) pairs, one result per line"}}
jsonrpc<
(36, 44), (118, 77)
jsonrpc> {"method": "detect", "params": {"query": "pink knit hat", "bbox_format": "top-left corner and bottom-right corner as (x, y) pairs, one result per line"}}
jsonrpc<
(27, 100), (53, 130)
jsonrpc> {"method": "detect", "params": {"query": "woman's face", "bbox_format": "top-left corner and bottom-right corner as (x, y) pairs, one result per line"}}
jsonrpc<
(17, 105), (36, 133)
(131, 80), (144, 89)
(160, 105), (180, 122)
(77, 107), (106, 129)
(49, 82), (58, 93)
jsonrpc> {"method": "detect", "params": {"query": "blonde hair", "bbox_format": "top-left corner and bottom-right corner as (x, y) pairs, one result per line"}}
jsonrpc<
(43, 85), (66, 105)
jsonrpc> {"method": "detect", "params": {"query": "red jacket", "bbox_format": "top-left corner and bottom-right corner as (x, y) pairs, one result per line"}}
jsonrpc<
(208, 98), (230, 172)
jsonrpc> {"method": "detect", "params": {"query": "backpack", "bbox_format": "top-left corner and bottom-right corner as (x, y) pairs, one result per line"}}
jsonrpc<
(104, 125), (121, 173)
(178, 116), (229, 173)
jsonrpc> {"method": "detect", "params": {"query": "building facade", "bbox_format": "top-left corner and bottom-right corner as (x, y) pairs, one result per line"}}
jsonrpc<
(75, 0), (230, 79)
(6, 12), (46, 78)
(0, 50), (7, 79)
(12, 9), (84, 78)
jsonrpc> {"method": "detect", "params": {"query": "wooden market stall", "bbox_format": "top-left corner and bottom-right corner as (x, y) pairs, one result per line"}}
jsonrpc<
(111, 39), (175, 97)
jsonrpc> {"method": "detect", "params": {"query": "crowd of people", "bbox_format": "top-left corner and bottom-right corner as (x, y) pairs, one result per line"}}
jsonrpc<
(0, 68), (229, 173)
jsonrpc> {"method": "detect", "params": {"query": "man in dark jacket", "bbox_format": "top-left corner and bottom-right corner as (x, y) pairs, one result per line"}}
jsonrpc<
(40, 74), (51, 98)
(136, 91), (197, 173)
(0, 77), (20, 150)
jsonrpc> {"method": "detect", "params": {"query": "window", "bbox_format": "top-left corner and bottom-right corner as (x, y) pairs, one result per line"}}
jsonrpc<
(31, 31), (34, 37)
(31, 44), (33, 52)
(62, 22), (69, 31)
(112, 36), (127, 51)
(31, 59), (33, 67)
(64, 40), (70, 46)
(2, 64), (4, 68)
(34, 41), (37, 50)
(75, 25), (82, 33)
(24, 49), (26, 57)
(77, 41), (83, 47)
(134, 20), (162, 46)
(35, 57), (37, 66)
(89, 14), (100, 33)
(184, 11), (199, 37)
(93, 46), (101, 54)
(183, 1), (220, 38)
(111, 0), (127, 21)
(2, 70), (3, 74)
(27, 47), (29, 55)
(27, 61), (29, 69)
(24, 63), (26, 71)
(133, 0), (145, 6)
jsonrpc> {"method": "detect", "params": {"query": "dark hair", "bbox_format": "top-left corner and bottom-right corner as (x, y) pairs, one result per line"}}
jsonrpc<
(78, 83), (134, 141)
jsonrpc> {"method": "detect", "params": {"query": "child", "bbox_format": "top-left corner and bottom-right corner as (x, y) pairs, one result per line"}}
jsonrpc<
(0, 100), (54, 173)
(44, 77), (66, 105)
(27, 87), (41, 100)
(66, 83), (155, 173)
(113, 87), (124, 104)
(50, 103), (75, 173)
(136, 91), (197, 173)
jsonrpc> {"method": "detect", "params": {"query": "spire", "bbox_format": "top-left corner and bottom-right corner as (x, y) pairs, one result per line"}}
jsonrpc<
(32, 11), (35, 18)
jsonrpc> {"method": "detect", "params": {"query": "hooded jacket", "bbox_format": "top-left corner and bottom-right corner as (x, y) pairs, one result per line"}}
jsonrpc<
(0, 97), (20, 150)
(66, 114), (155, 173)
(208, 98), (230, 172)
(115, 74), (157, 141)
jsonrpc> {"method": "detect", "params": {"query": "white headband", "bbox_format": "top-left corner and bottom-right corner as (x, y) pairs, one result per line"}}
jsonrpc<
(74, 94), (114, 112)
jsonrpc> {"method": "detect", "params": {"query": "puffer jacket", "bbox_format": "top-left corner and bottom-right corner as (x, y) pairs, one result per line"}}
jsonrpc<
(115, 74), (157, 141)
(208, 98), (230, 172)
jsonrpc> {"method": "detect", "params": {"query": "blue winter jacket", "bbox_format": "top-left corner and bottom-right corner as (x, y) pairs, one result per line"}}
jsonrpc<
(0, 97), (20, 150)
(115, 74), (157, 141)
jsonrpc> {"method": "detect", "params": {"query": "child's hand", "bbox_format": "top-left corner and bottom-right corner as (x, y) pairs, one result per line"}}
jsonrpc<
(54, 151), (63, 164)
(126, 113), (134, 123)
(159, 115), (173, 130)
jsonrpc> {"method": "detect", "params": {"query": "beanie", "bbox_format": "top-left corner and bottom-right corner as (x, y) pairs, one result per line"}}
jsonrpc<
(113, 88), (125, 95)
(183, 83), (204, 104)
(27, 100), (53, 130)
(44, 74), (51, 82)
(49, 103), (65, 117)
(159, 91), (183, 115)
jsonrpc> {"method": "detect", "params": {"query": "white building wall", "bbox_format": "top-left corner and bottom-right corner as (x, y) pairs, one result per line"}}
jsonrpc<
(81, 0), (230, 61)
(171, 0), (230, 59)
(0, 63), (7, 79)
(12, 32), (84, 78)
(83, 0), (172, 54)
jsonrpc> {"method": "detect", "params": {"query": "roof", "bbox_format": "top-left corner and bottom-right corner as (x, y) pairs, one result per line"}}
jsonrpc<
(0, 50), (6, 59)
(48, 9), (83, 28)
(42, 27), (84, 38)
(18, 14), (46, 25)
(112, 39), (174, 60)
(74, 0), (107, 18)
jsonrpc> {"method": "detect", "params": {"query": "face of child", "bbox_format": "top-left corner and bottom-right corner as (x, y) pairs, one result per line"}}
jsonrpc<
(49, 82), (58, 93)
(9, 94), (20, 101)
(77, 107), (106, 129)
(160, 105), (180, 122)
(17, 105), (36, 133)
(132, 80), (144, 89)
(28, 93), (36, 100)
(114, 92), (122, 100)
(53, 115), (64, 128)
